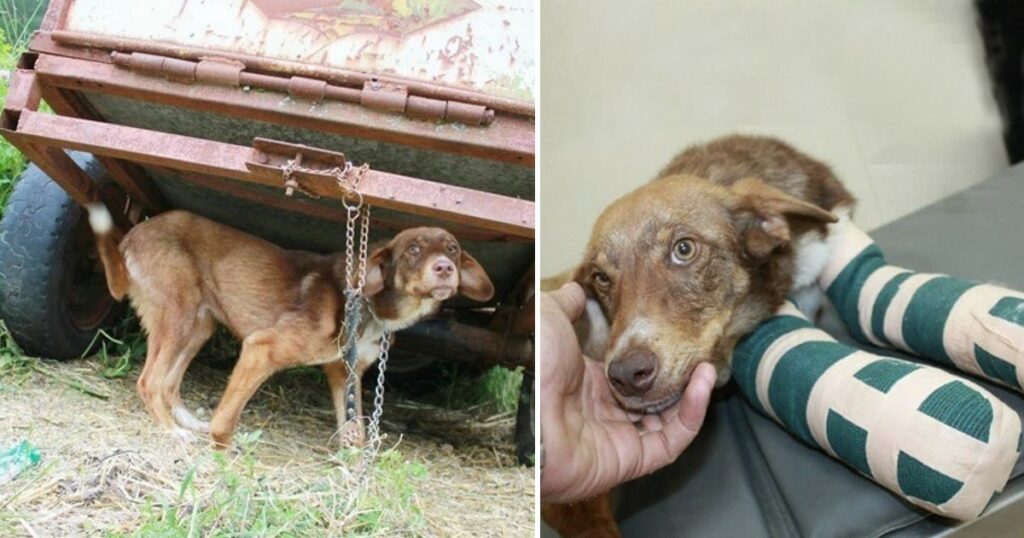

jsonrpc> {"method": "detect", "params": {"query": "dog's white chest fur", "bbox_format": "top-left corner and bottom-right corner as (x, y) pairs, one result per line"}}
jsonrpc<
(790, 206), (853, 317)
(323, 298), (440, 367)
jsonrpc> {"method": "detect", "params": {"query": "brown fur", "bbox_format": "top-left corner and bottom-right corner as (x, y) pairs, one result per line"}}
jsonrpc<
(91, 210), (494, 447)
(576, 135), (850, 411)
(542, 495), (620, 538)
(544, 135), (853, 534)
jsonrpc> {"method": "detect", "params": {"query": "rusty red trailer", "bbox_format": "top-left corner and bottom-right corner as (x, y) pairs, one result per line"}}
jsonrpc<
(0, 0), (535, 462)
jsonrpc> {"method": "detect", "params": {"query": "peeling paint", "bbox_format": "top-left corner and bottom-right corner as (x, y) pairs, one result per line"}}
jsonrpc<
(64, 0), (535, 102)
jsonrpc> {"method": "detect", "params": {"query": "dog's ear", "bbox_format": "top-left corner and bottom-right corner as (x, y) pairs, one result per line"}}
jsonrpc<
(730, 177), (837, 258)
(363, 246), (391, 296)
(458, 251), (494, 302)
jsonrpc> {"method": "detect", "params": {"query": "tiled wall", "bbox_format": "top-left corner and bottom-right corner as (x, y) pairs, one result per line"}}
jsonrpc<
(540, 0), (1008, 276)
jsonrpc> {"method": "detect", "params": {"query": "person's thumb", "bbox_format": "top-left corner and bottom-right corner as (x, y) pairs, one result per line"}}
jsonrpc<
(545, 282), (587, 323)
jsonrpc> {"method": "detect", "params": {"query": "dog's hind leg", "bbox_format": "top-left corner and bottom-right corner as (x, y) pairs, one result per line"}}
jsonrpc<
(136, 306), (182, 430)
(135, 293), (206, 434)
(167, 310), (217, 433)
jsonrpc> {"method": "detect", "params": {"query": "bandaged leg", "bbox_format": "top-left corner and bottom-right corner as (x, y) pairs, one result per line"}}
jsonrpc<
(732, 302), (1021, 521)
(819, 216), (1024, 392)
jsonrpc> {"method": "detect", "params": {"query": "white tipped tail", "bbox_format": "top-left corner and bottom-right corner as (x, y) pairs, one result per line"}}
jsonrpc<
(86, 203), (130, 299)
(174, 405), (211, 433)
(86, 203), (113, 234)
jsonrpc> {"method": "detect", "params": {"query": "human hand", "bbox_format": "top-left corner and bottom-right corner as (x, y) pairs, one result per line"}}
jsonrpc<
(540, 282), (717, 504)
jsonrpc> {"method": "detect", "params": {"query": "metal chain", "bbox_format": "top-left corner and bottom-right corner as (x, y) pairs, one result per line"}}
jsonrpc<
(361, 331), (390, 469)
(276, 156), (390, 484)
(357, 205), (370, 291)
(281, 158), (322, 199)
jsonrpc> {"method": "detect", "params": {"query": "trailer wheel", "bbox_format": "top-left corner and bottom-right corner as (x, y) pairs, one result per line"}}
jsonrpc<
(514, 369), (535, 466)
(0, 154), (123, 359)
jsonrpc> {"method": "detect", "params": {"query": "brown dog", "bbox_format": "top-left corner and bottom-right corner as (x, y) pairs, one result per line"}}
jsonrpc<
(86, 208), (494, 447)
(544, 135), (854, 536)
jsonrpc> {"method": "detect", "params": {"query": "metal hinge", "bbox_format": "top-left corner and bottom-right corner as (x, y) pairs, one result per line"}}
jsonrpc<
(110, 51), (495, 126)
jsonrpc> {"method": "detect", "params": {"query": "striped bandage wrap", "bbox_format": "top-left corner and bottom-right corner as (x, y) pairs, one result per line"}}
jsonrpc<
(819, 221), (1024, 392)
(732, 302), (1021, 521)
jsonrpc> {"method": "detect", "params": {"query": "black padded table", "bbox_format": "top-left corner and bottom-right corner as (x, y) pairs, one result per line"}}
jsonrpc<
(544, 165), (1024, 537)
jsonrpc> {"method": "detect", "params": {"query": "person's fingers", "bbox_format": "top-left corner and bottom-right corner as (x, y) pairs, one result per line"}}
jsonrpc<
(674, 363), (717, 433)
(547, 282), (587, 322)
(640, 413), (664, 433)
(636, 362), (717, 475)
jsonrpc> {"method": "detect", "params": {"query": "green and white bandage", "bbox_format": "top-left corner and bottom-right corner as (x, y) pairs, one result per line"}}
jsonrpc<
(732, 302), (1021, 520)
(820, 218), (1024, 392)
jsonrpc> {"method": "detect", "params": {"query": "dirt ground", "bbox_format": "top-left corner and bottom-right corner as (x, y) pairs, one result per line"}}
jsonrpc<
(0, 357), (535, 536)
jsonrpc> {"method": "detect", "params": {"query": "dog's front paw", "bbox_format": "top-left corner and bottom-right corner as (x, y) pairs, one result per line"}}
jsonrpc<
(337, 419), (366, 449)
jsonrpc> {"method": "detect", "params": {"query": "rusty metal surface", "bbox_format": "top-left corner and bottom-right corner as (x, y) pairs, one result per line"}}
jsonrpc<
(58, 0), (535, 104)
(2, 136), (131, 233)
(3, 69), (42, 114)
(78, 91), (532, 199)
(109, 51), (495, 126)
(38, 84), (167, 217)
(33, 54), (533, 166)
(41, 30), (533, 118)
(168, 168), (523, 243)
(9, 110), (534, 238)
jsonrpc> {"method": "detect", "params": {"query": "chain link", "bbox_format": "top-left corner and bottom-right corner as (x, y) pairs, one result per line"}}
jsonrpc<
(357, 205), (371, 291)
(281, 158), (323, 199)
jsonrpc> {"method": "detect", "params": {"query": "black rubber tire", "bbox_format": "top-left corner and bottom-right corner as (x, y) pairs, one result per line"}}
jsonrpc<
(514, 369), (535, 466)
(0, 153), (123, 359)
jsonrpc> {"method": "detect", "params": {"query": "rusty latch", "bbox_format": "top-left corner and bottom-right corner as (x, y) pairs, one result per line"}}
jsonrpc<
(246, 138), (349, 198)
(111, 51), (495, 126)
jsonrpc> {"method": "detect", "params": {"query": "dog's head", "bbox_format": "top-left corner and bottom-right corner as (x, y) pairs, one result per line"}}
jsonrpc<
(577, 175), (835, 413)
(362, 227), (494, 312)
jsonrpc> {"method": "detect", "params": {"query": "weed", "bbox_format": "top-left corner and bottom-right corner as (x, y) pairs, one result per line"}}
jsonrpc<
(124, 434), (427, 536)
(0, 320), (31, 383)
(0, 0), (43, 50)
(429, 362), (525, 415)
(0, 28), (25, 216)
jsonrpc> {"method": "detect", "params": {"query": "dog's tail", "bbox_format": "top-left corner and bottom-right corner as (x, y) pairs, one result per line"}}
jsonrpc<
(85, 204), (130, 300)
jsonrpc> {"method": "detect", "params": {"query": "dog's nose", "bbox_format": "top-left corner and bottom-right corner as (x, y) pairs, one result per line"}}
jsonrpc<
(608, 348), (659, 397)
(432, 259), (455, 277)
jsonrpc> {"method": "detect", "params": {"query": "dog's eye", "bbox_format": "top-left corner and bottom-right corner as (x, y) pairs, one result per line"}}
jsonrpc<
(592, 271), (611, 288)
(408, 245), (421, 256)
(671, 238), (698, 264)
(447, 244), (459, 255)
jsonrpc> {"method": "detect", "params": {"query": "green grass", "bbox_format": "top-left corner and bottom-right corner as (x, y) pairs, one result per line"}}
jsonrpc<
(0, 0), (43, 51)
(0, 28), (25, 217)
(430, 362), (525, 415)
(123, 435), (428, 537)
